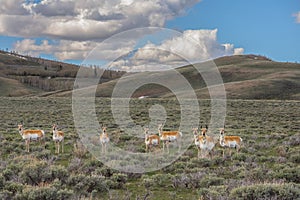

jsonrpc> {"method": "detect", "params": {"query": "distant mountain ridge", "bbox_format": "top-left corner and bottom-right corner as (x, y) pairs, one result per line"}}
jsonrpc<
(0, 50), (299, 100)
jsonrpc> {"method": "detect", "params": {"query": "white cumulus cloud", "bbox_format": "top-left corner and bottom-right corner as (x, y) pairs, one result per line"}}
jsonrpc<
(0, 0), (199, 41)
(14, 39), (94, 60)
(294, 11), (300, 23)
(5, 0), (243, 69)
(14, 38), (136, 61)
(110, 29), (244, 71)
(133, 29), (242, 63)
(14, 28), (243, 71)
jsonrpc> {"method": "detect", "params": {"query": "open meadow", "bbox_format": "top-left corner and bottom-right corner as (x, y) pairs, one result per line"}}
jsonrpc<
(0, 97), (299, 199)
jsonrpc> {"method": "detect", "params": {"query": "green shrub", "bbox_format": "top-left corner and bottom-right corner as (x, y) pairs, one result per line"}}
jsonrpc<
(56, 188), (74, 199)
(232, 153), (247, 162)
(0, 174), (4, 189)
(2, 162), (24, 182)
(173, 161), (187, 170)
(199, 175), (224, 188)
(73, 141), (88, 158)
(49, 165), (69, 183)
(0, 190), (13, 200)
(97, 167), (115, 177)
(246, 167), (271, 182)
(20, 161), (50, 185)
(229, 183), (300, 200)
(87, 175), (109, 193)
(172, 172), (205, 189)
(67, 174), (85, 187)
(198, 188), (210, 200)
(143, 177), (155, 189)
(190, 157), (212, 168)
(286, 133), (300, 146)
(198, 185), (228, 200)
(35, 150), (53, 160)
(2, 168), (13, 181)
(119, 134), (131, 141)
(151, 173), (173, 187)
(276, 166), (300, 183)
(211, 156), (225, 166)
(81, 159), (104, 174)
(16, 186), (73, 200)
(257, 155), (275, 163)
(67, 174), (108, 195)
(289, 154), (300, 164)
(4, 182), (23, 194)
(178, 155), (190, 162)
(110, 173), (128, 189)
(68, 157), (82, 173)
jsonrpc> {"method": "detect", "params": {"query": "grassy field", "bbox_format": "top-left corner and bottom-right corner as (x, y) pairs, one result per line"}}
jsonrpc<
(0, 97), (299, 199)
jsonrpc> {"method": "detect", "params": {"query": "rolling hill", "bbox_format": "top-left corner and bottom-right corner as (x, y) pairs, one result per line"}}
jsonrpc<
(0, 51), (299, 100)
(0, 50), (125, 97)
(90, 55), (300, 100)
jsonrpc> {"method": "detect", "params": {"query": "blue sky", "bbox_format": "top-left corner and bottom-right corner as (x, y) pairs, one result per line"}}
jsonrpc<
(0, 0), (299, 67)
(166, 0), (300, 62)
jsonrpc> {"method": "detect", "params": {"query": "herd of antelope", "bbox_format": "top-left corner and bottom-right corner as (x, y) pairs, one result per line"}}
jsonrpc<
(146, 124), (242, 158)
(17, 123), (242, 158)
(193, 126), (242, 158)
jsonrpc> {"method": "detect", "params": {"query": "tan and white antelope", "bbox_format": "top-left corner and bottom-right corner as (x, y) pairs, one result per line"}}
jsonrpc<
(18, 124), (45, 152)
(193, 126), (216, 159)
(52, 124), (64, 154)
(219, 128), (242, 157)
(158, 123), (182, 153)
(100, 126), (110, 153)
(144, 128), (160, 152)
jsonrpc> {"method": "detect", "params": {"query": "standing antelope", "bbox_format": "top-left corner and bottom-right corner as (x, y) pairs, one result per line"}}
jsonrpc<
(219, 128), (242, 157)
(144, 128), (160, 152)
(52, 124), (64, 154)
(158, 123), (182, 153)
(193, 126), (216, 159)
(18, 124), (45, 152)
(100, 126), (110, 154)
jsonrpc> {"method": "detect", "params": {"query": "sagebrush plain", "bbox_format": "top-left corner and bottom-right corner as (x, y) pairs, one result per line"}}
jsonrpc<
(0, 97), (299, 199)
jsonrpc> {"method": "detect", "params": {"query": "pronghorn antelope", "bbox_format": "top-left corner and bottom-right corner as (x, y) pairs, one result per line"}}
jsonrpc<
(52, 124), (64, 154)
(18, 124), (45, 152)
(158, 123), (182, 153)
(219, 128), (242, 157)
(100, 126), (110, 153)
(193, 126), (216, 159)
(144, 128), (160, 152)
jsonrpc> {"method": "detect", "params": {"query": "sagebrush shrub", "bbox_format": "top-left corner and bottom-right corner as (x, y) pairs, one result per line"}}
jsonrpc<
(229, 183), (300, 200)
(0, 174), (4, 189)
(199, 175), (224, 188)
(276, 166), (300, 183)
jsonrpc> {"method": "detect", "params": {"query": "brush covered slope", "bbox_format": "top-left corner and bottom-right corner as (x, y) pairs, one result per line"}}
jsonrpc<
(0, 51), (299, 99)
(92, 55), (300, 100)
(0, 51), (125, 97)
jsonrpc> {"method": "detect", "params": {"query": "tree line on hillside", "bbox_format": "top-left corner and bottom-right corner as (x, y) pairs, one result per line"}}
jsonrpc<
(0, 50), (126, 92)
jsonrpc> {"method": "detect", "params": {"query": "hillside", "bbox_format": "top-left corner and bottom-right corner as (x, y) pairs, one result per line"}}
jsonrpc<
(0, 51), (125, 97)
(0, 51), (299, 99)
(90, 55), (300, 100)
